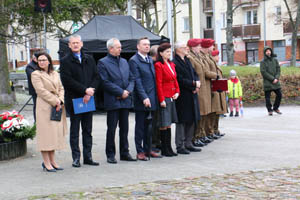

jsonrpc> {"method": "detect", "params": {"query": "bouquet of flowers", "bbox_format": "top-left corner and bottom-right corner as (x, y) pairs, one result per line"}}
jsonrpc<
(0, 111), (36, 143)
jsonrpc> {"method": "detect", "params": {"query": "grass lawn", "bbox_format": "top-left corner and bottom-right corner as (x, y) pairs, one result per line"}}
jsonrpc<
(221, 66), (300, 77)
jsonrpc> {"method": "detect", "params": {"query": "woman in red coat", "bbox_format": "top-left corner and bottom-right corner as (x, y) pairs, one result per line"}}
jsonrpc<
(154, 43), (180, 157)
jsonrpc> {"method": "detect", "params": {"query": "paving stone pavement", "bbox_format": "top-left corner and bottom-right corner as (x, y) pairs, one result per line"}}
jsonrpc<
(26, 167), (300, 199)
(1, 93), (300, 200)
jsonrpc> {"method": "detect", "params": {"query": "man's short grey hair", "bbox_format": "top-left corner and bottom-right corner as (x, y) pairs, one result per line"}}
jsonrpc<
(107, 38), (120, 49)
(69, 34), (82, 42)
(174, 41), (186, 50)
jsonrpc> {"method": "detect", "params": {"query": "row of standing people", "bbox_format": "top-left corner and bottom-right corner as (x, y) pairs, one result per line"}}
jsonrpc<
(26, 35), (227, 172)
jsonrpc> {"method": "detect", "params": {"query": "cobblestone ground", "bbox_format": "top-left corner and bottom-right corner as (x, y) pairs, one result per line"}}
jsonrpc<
(28, 167), (300, 200)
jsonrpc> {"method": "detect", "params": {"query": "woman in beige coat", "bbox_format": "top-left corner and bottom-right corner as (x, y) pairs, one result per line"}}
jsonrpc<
(31, 52), (67, 172)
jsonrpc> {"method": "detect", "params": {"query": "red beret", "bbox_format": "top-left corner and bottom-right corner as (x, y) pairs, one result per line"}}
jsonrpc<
(201, 38), (215, 48)
(211, 50), (219, 56)
(187, 38), (202, 47)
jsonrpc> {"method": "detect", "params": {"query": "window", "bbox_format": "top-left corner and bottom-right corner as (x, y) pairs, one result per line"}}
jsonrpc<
(20, 51), (24, 61)
(275, 6), (281, 23)
(221, 13), (227, 28)
(206, 16), (212, 29)
(245, 10), (258, 24)
(183, 17), (190, 32)
(205, 0), (212, 9)
(136, 7), (142, 20)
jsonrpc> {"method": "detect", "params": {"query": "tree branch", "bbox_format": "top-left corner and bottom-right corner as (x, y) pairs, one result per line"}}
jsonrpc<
(283, 0), (295, 29)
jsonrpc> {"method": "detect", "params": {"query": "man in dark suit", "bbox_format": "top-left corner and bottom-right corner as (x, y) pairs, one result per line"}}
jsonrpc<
(173, 41), (202, 154)
(129, 37), (161, 161)
(60, 35), (100, 167)
(98, 38), (136, 164)
(25, 52), (39, 122)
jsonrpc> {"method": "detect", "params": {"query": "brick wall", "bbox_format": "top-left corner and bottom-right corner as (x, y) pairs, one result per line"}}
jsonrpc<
(234, 51), (246, 64)
(286, 39), (300, 60)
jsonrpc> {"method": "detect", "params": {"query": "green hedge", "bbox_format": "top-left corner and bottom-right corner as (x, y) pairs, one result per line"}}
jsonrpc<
(221, 66), (300, 103)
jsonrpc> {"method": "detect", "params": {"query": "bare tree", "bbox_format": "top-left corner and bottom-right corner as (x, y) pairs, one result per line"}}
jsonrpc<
(283, 0), (300, 67)
(226, 0), (259, 66)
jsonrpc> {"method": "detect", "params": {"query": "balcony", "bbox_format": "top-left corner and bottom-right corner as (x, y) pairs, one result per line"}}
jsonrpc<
(204, 28), (214, 39)
(283, 22), (300, 34)
(232, 24), (261, 40)
(233, 0), (259, 8)
(203, 0), (213, 13)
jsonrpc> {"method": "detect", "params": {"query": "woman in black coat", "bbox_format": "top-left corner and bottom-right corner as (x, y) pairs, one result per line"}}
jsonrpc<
(173, 41), (201, 154)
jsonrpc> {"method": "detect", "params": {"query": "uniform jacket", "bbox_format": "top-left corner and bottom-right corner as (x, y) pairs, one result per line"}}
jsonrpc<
(227, 78), (243, 99)
(25, 61), (38, 96)
(60, 50), (100, 114)
(98, 53), (135, 110)
(260, 46), (281, 91)
(188, 51), (215, 116)
(173, 54), (200, 123)
(154, 60), (180, 103)
(129, 53), (158, 111)
(31, 70), (67, 151)
(205, 53), (227, 115)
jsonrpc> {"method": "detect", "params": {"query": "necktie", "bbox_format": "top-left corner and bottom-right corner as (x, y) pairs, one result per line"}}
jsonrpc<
(145, 57), (149, 63)
(77, 55), (81, 63)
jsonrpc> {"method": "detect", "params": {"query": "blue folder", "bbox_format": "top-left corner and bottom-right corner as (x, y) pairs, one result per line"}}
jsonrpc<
(72, 96), (96, 114)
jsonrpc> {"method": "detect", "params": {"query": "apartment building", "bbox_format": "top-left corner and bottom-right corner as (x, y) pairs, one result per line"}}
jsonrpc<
(7, 0), (300, 67)
(155, 0), (300, 64)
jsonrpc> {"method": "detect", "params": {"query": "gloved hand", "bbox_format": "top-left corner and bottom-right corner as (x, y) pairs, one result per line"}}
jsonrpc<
(216, 75), (220, 80)
(217, 90), (222, 93)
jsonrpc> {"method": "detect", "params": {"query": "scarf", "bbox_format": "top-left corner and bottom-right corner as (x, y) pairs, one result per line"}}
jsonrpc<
(230, 77), (239, 84)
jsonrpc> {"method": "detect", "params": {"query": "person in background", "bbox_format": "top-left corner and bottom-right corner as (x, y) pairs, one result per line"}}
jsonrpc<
(201, 39), (226, 139)
(60, 35), (100, 168)
(154, 43), (180, 157)
(25, 52), (40, 122)
(31, 52), (67, 172)
(260, 46), (282, 116)
(98, 38), (136, 164)
(173, 41), (201, 154)
(211, 50), (227, 118)
(227, 70), (243, 117)
(129, 37), (161, 160)
(187, 38), (212, 146)
(149, 44), (161, 153)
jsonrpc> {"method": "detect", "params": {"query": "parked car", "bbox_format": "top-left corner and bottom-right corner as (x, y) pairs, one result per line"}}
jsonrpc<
(279, 60), (300, 67)
(221, 61), (245, 66)
(248, 62), (260, 67)
(15, 65), (26, 72)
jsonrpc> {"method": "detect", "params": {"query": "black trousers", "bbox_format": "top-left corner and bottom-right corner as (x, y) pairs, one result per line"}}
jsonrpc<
(265, 88), (282, 112)
(69, 111), (93, 161)
(32, 95), (37, 123)
(106, 109), (130, 158)
(134, 111), (153, 154)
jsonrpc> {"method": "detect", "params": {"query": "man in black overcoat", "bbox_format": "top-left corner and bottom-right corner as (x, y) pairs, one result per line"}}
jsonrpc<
(60, 35), (100, 167)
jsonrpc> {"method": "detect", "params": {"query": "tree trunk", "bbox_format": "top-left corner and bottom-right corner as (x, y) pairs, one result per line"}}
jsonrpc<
(0, 27), (15, 105)
(291, 0), (300, 67)
(226, 0), (234, 66)
(172, 0), (177, 42)
(153, 0), (159, 33)
(144, 6), (152, 30)
(188, 0), (193, 38)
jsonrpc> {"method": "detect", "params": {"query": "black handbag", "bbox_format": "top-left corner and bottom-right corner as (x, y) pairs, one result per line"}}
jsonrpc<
(50, 107), (62, 121)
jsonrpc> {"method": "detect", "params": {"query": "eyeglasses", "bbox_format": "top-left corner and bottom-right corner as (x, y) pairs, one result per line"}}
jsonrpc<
(38, 59), (48, 62)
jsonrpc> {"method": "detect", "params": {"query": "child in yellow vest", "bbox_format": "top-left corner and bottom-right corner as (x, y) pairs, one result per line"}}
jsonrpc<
(227, 70), (243, 117)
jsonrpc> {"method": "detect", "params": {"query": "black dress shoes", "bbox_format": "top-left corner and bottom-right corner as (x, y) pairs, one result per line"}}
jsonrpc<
(193, 139), (206, 147)
(216, 132), (225, 137)
(72, 159), (81, 168)
(84, 159), (99, 166)
(212, 133), (220, 139)
(107, 157), (117, 164)
(120, 154), (137, 161)
(177, 148), (190, 154)
(186, 146), (202, 152)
